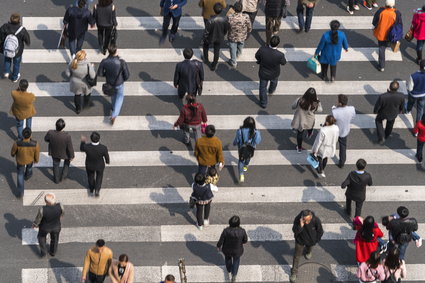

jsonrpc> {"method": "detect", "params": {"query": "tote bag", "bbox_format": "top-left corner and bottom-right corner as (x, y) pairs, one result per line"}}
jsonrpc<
(307, 56), (321, 74)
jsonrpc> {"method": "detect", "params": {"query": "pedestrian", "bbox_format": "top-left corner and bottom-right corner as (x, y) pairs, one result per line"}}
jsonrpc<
(32, 193), (64, 258)
(191, 173), (214, 230)
(388, 208), (422, 247)
(291, 87), (322, 153)
(109, 254), (134, 283)
(233, 116), (262, 183)
(346, 0), (360, 15)
(75, 0), (93, 9)
(97, 44), (130, 125)
(264, 0), (286, 44)
(410, 5), (425, 64)
(363, 0), (379, 10)
(80, 132), (110, 197)
(205, 166), (219, 185)
(227, 2), (251, 68)
(217, 215), (248, 282)
(10, 79), (36, 140)
(314, 20), (349, 82)
(311, 115), (339, 178)
(372, 0), (401, 72)
(159, 0), (187, 44)
(63, 0), (95, 58)
(173, 47), (204, 98)
(0, 13), (30, 82)
(413, 113), (425, 164)
(66, 50), (96, 114)
(383, 247), (406, 282)
(296, 0), (319, 33)
(373, 80), (405, 144)
(290, 209), (323, 283)
(241, 0), (260, 26)
(173, 95), (208, 145)
(331, 94), (356, 168)
(160, 274), (175, 283)
(44, 118), (75, 184)
(199, 0), (227, 26)
(93, 0), (117, 55)
(194, 125), (224, 174)
(202, 3), (229, 71)
(356, 251), (386, 283)
(406, 60), (425, 124)
(341, 159), (373, 217)
(255, 35), (287, 108)
(11, 127), (39, 198)
(353, 216), (384, 263)
(82, 239), (113, 283)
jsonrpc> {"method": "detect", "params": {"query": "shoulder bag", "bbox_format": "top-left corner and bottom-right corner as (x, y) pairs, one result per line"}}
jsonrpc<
(238, 130), (256, 162)
(194, 60), (203, 96)
(102, 59), (122, 96)
(84, 64), (97, 87)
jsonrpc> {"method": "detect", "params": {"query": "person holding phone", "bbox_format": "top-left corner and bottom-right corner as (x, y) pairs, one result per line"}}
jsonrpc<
(159, 0), (187, 44)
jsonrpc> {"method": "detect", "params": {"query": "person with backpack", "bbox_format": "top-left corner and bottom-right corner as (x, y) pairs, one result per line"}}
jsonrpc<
(356, 251), (386, 283)
(233, 116), (262, 183)
(413, 113), (425, 165)
(353, 216), (384, 263)
(382, 247), (406, 283)
(191, 173), (214, 230)
(0, 13), (30, 82)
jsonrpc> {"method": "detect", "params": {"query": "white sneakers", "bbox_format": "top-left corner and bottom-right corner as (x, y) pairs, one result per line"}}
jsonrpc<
(204, 219), (209, 226)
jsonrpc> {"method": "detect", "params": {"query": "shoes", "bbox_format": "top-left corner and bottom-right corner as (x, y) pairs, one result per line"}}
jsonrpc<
(320, 73), (329, 81)
(40, 252), (46, 258)
(243, 166), (248, 172)
(204, 219), (209, 226)
(337, 163), (344, 168)
(305, 28), (310, 33)
(17, 192), (24, 199)
(330, 76), (335, 83)
(231, 274), (237, 282)
(378, 139), (385, 145)
(319, 172), (326, 178)
(296, 146), (304, 153)
(268, 89), (275, 95)
(372, 2), (378, 7)
(159, 36), (166, 45)
(363, 1), (372, 10)
(95, 191), (100, 197)
(169, 33), (176, 42)
(49, 252), (55, 257)
(379, 68), (384, 72)
(227, 60), (237, 68)
(413, 132), (418, 137)
(197, 225), (203, 231)
(24, 174), (33, 181)
(305, 252), (312, 260)
(260, 104), (267, 109)
(297, 27), (303, 33)
(289, 272), (297, 283)
(12, 73), (21, 83)
(110, 117), (116, 125)
(354, 4), (360, 10)
(88, 190), (94, 196)
(210, 64), (217, 71)
(239, 174), (245, 183)
(415, 155), (423, 163)
(4, 73), (9, 79)
(346, 6), (354, 14)
(416, 238), (423, 247)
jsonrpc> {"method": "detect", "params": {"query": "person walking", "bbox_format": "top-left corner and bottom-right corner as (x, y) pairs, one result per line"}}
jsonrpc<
(32, 193), (64, 257)
(296, 0), (319, 33)
(159, 0), (187, 44)
(80, 132), (110, 197)
(291, 87), (322, 153)
(227, 2), (251, 68)
(341, 159), (373, 217)
(413, 113), (425, 164)
(372, 0), (402, 72)
(363, 0), (378, 10)
(10, 79), (36, 140)
(0, 13), (30, 82)
(315, 20), (348, 82)
(242, 0), (260, 26)
(44, 119), (75, 184)
(255, 35), (287, 108)
(63, 0), (95, 58)
(332, 94), (356, 168)
(356, 251), (386, 283)
(194, 125), (224, 174)
(353, 216), (384, 263)
(66, 50), (96, 114)
(411, 5), (425, 64)
(109, 254), (134, 283)
(82, 239), (113, 283)
(407, 60), (425, 124)
(346, 0), (360, 15)
(174, 47), (204, 98)
(202, 3), (229, 71)
(160, 275), (176, 283)
(93, 0), (117, 55)
(11, 128), (39, 198)
(199, 0), (227, 26)
(97, 45), (130, 125)
(264, 0), (286, 44)
(373, 80), (405, 144)
(173, 95), (208, 145)
(217, 215), (248, 282)
(191, 173), (214, 230)
(383, 247), (407, 282)
(290, 209), (323, 283)
(311, 115), (339, 177)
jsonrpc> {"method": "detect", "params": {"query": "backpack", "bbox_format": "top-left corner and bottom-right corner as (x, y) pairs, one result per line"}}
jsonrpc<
(3, 26), (23, 58)
(238, 130), (256, 162)
(388, 11), (403, 43)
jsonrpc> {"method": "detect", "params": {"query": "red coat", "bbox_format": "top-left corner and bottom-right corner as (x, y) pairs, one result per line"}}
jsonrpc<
(413, 120), (425, 142)
(174, 103), (207, 127)
(412, 9), (425, 40)
(354, 220), (384, 263)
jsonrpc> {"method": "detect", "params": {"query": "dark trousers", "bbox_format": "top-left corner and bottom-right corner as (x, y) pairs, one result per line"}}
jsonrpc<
(296, 129), (313, 148)
(346, 198), (363, 217)
(69, 33), (86, 56)
(317, 156), (328, 173)
(87, 272), (106, 283)
(225, 255), (241, 276)
(198, 164), (216, 175)
(162, 12), (181, 37)
(86, 169), (104, 193)
(259, 77), (278, 108)
(38, 228), (61, 256)
(291, 242), (313, 274)
(195, 202), (211, 226)
(347, 0), (358, 11)
(203, 41), (221, 68)
(378, 40), (389, 69)
(338, 136), (347, 166)
(375, 117), (395, 142)
(321, 64), (337, 79)
(97, 26), (113, 52)
(416, 140), (424, 162)
(296, 3), (314, 31)
(52, 158), (70, 184)
(243, 11), (258, 26)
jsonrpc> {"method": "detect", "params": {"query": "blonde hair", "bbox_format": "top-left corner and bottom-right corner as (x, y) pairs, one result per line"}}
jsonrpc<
(71, 50), (87, 70)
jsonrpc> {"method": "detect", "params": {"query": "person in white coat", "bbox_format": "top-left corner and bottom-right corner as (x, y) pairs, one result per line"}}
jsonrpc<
(312, 115), (339, 177)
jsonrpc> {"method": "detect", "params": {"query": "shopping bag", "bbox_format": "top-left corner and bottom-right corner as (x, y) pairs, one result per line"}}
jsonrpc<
(404, 29), (413, 42)
(307, 56), (321, 74)
(307, 153), (319, 169)
(391, 41), (400, 53)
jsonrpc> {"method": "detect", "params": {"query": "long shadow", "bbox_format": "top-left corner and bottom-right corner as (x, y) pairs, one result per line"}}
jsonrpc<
(0, 156), (19, 196)
(222, 143), (238, 184)
(284, 43), (312, 79)
(159, 145), (196, 184)
(146, 113), (192, 149)
(49, 258), (80, 283)
(0, 111), (18, 140)
(4, 213), (41, 256)
(126, 6), (161, 39)
(184, 233), (224, 264)
(36, 74), (74, 112)
(37, 165), (88, 188)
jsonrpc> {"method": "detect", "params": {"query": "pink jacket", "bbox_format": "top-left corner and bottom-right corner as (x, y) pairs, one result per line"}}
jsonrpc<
(356, 262), (386, 282)
(412, 8), (425, 40)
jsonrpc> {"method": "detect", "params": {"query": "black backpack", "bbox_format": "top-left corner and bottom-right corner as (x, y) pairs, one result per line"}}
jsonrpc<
(238, 130), (256, 162)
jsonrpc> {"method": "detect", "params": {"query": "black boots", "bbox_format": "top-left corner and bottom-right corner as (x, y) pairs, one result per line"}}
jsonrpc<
(417, 51), (422, 65)
(74, 94), (83, 114)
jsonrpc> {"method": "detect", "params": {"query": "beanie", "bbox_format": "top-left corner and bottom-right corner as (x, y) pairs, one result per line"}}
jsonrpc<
(385, 0), (395, 7)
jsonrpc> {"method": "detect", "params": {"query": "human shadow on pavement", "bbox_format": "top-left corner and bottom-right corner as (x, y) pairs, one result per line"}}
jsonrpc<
(184, 233), (224, 264)
(0, 156), (20, 197)
(37, 166), (88, 188)
(159, 146), (196, 184)
(4, 213), (41, 256)
(49, 258), (80, 283)
(0, 111), (19, 140)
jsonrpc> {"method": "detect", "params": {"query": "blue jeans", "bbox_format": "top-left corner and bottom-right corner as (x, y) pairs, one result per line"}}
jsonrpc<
(111, 84), (124, 118)
(4, 56), (22, 81)
(296, 2), (314, 31)
(259, 78), (278, 108)
(416, 39), (425, 52)
(69, 33), (86, 57)
(229, 41), (244, 65)
(16, 117), (32, 140)
(17, 163), (33, 195)
(406, 93), (425, 122)
(238, 158), (250, 176)
(225, 256), (241, 276)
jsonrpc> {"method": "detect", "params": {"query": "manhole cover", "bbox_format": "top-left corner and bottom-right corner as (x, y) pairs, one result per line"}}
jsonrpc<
(296, 262), (337, 283)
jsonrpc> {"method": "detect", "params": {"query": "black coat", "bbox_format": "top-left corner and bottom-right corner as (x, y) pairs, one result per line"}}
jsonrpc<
(388, 217), (418, 244)
(80, 142), (110, 171)
(97, 56), (130, 87)
(174, 59), (204, 96)
(341, 171), (373, 202)
(217, 227), (248, 257)
(0, 23), (30, 57)
(265, 0), (285, 18)
(255, 45), (287, 80)
(292, 211), (323, 247)
(204, 15), (229, 43)
(63, 6), (95, 39)
(44, 130), (75, 160)
(191, 183), (214, 201)
(373, 91), (405, 121)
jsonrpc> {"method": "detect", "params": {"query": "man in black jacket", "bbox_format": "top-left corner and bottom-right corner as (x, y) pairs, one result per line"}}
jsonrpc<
(174, 47), (204, 98)
(202, 3), (229, 71)
(0, 13), (30, 82)
(44, 119), (75, 184)
(373, 80), (405, 144)
(80, 132), (110, 197)
(265, 0), (285, 44)
(341, 158), (373, 217)
(255, 35), (287, 108)
(290, 210), (323, 283)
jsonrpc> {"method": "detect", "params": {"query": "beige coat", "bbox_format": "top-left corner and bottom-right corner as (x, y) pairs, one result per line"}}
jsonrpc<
(10, 90), (36, 120)
(199, 0), (227, 19)
(109, 261), (134, 283)
(291, 98), (322, 131)
(312, 124), (339, 158)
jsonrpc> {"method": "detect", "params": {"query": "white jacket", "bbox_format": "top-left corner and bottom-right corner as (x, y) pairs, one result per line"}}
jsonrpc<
(312, 124), (339, 158)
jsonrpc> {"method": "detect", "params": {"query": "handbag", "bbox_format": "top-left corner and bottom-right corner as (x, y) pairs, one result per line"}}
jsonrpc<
(110, 26), (117, 46)
(194, 60), (203, 96)
(405, 28), (413, 42)
(84, 64), (97, 87)
(201, 123), (207, 134)
(102, 60), (123, 96)
(307, 56), (321, 74)
(238, 130), (256, 162)
(391, 41), (400, 53)
(189, 196), (196, 208)
(307, 153), (319, 169)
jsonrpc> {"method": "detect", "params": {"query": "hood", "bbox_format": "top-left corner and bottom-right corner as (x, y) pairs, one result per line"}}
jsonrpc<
(416, 9), (425, 21)
(349, 171), (364, 185)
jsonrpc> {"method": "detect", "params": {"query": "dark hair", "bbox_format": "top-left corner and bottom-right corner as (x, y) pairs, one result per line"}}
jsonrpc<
(389, 80), (399, 91)
(360, 216), (375, 242)
(241, 116), (256, 139)
(18, 79), (29, 92)
(22, 127), (32, 139)
(270, 36), (280, 47)
(299, 88), (319, 111)
(208, 167), (217, 177)
(78, 0), (87, 8)
(382, 216), (391, 227)
(229, 215), (241, 227)
(301, 209), (313, 218)
(183, 47), (193, 60)
(325, 115), (336, 126)
(338, 94), (348, 106)
(205, 125), (216, 138)
(384, 247), (402, 270)
(233, 2), (243, 13)
(213, 3), (223, 14)
(186, 95), (196, 104)
(118, 254), (129, 262)
(10, 13), (21, 24)
(397, 206), (409, 218)
(96, 239), (105, 247)
(356, 158), (367, 170)
(55, 118), (66, 131)
(108, 44), (118, 55)
(185, 95), (198, 117)
(330, 20), (340, 45)
(90, 132), (100, 143)
(194, 172), (206, 185)
(98, 0), (113, 7)
(366, 251), (381, 269)
(164, 274), (175, 282)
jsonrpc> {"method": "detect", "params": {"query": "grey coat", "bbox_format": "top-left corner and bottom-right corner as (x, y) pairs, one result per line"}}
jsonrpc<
(66, 59), (96, 95)
(291, 98), (323, 131)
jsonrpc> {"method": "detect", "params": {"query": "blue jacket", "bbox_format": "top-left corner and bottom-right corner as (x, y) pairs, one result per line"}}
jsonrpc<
(233, 128), (262, 148)
(160, 0), (187, 17)
(315, 30), (348, 66)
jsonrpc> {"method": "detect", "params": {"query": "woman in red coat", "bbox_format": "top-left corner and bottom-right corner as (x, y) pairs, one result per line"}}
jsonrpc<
(353, 215), (384, 263)
(412, 5), (425, 64)
(413, 113), (425, 163)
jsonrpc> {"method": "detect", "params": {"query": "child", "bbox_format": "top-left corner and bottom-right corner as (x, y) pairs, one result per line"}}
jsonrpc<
(205, 167), (219, 186)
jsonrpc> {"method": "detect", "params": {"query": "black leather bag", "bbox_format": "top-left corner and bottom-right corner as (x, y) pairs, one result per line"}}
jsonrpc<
(102, 60), (122, 96)
(84, 64), (97, 87)
(194, 61), (203, 96)
(238, 131), (256, 161)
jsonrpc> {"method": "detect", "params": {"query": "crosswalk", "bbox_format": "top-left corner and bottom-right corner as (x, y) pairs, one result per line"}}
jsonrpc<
(15, 1), (425, 283)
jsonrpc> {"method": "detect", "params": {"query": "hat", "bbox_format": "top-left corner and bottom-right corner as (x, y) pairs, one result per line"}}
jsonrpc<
(385, 0), (395, 7)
